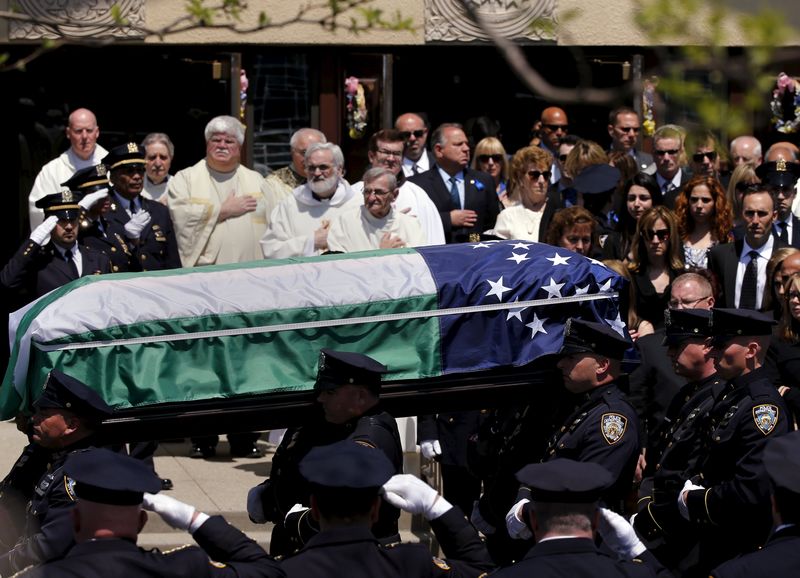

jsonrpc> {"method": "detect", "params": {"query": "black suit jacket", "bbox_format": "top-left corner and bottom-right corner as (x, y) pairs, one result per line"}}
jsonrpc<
(409, 166), (499, 243)
(662, 168), (693, 208)
(707, 237), (787, 309)
(774, 215), (800, 248)
(106, 193), (181, 271)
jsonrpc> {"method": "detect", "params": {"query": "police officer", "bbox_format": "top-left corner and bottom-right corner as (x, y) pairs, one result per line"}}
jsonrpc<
(247, 349), (403, 556)
(103, 142), (181, 271)
(0, 189), (111, 304)
(281, 439), (494, 577)
(677, 308), (789, 573)
(711, 431), (800, 577)
(0, 370), (113, 576)
(18, 448), (283, 577)
(505, 319), (641, 540)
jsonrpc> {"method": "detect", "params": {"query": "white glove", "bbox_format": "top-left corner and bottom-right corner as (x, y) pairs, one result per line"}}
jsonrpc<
(78, 188), (109, 210)
(470, 500), (496, 535)
(124, 210), (152, 239)
(30, 215), (58, 246)
(142, 492), (208, 533)
(382, 474), (452, 520)
(247, 485), (267, 523)
(285, 502), (309, 524)
(677, 479), (705, 520)
(505, 498), (532, 540)
(419, 439), (442, 460)
(598, 507), (646, 558)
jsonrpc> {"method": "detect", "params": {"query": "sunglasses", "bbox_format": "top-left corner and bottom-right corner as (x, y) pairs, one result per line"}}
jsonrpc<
(692, 151), (718, 163)
(542, 124), (569, 132)
(617, 126), (640, 133)
(642, 228), (670, 241)
(653, 148), (680, 157)
(398, 129), (426, 140)
(478, 154), (504, 164)
(527, 170), (552, 181)
(558, 154), (568, 163)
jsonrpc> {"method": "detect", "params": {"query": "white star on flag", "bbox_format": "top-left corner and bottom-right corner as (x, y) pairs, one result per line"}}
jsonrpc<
(512, 242), (532, 250)
(608, 313), (627, 336)
(598, 279), (613, 292)
(507, 252), (530, 264)
(546, 253), (570, 266)
(574, 284), (591, 295)
(486, 276), (511, 301)
(506, 298), (528, 322)
(471, 242), (491, 249)
(526, 313), (548, 338)
(588, 257), (606, 267)
(542, 278), (565, 298)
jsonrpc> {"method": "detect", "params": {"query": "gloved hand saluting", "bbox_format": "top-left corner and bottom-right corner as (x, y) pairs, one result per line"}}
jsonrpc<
(78, 189), (109, 211)
(382, 474), (452, 520)
(505, 498), (532, 540)
(142, 492), (209, 534)
(419, 439), (442, 460)
(597, 507), (646, 558)
(30, 216), (58, 246)
(124, 210), (152, 239)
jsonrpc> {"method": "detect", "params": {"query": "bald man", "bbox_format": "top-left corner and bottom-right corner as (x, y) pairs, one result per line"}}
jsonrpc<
(539, 106), (569, 183)
(28, 108), (108, 230)
(395, 112), (435, 177)
(729, 136), (763, 168)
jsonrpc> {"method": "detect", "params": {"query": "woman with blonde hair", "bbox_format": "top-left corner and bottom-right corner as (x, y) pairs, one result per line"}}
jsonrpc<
(726, 163), (759, 228)
(471, 137), (511, 207)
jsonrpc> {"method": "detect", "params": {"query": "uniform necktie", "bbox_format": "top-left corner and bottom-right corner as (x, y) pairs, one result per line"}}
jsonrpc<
(449, 177), (461, 209)
(778, 221), (789, 243)
(65, 248), (79, 278)
(740, 250), (759, 310)
(129, 198), (138, 214)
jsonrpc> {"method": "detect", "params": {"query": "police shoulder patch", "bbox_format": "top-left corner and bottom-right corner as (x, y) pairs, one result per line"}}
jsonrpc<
(64, 476), (77, 501)
(208, 561), (227, 568)
(753, 404), (779, 435)
(432, 557), (451, 570)
(601, 413), (628, 445)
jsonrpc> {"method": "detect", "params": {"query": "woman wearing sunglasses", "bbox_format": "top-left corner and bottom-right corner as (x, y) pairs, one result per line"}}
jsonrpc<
(628, 206), (684, 329)
(470, 137), (511, 208)
(674, 175), (734, 269)
(488, 146), (557, 242)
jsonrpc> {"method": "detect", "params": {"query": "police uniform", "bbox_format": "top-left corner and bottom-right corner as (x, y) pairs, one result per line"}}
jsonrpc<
(17, 448), (283, 578)
(711, 431), (800, 577)
(492, 459), (663, 578)
(103, 143), (181, 271)
(0, 443), (51, 550)
(684, 309), (790, 572)
(281, 439), (494, 577)
(0, 190), (111, 302)
(248, 350), (403, 556)
(0, 371), (112, 576)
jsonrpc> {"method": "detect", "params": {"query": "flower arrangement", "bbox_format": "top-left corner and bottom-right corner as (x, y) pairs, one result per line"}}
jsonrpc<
(345, 76), (368, 139)
(770, 72), (800, 134)
(239, 69), (248, 123)
(641, 77), (658, 137)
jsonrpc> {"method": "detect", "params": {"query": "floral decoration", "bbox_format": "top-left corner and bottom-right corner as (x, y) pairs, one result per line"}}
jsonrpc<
(770, 72), (800, 134)
(345, 76), (368, 139)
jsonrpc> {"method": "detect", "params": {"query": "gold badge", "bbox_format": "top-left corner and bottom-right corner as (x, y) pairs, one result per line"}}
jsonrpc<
(127, 142), (139, 153)
(601, 413), (628, 445)
(61, 189), (73, 202)
(96, 164), (107, 176)
(753, 404), (779, 435)
(776, 158), (787, 172)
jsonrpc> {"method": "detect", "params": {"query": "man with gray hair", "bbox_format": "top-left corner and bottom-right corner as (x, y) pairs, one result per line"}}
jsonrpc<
(141, 132), (175, 202)
(260, 142), (360, 258)
(263, 128), (327, 219)
(652, 124), (691, 207)
(327, 167), (426, 252)
(729, 135), (763, 168)
(168, 115), (273, 268)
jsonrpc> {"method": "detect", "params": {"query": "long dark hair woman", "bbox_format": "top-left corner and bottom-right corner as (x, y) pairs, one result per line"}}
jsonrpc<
(603, 172), (663, 262)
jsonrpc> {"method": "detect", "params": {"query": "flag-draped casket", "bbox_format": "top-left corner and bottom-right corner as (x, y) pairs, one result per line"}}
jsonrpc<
(1, 241), (626, 422)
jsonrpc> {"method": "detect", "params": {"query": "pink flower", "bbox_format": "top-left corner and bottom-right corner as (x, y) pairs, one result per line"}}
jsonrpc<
(240, 69), (249, 93)
(345, 76), (359, 95)
(777, 72), (794, 95)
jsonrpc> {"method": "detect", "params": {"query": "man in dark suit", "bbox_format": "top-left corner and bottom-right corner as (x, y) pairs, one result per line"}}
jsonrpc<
(409, 123), (499, 243)
(103, 143), (181, 272)
(708, 184), (786, 309)
(395, 112), (436, 178)
(652, 124), (692, 208)
(1, 189), (110, 303)
(757, 159), (800, 248)
(607, 106), (653, 171)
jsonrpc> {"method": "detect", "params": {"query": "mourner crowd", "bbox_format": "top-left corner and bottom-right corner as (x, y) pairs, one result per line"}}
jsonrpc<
(2, 102), (800, 576)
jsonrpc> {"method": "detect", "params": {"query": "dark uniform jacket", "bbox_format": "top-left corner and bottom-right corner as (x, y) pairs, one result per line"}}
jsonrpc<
(281, 507), (493, 578)
(106, 193), (181, 271)
(0, 444), (51, 550)
(711, 524), (800, 578)
(0, 240), (110, 301)
(78, 216), (135, 273)
(18, 515), (284, 578)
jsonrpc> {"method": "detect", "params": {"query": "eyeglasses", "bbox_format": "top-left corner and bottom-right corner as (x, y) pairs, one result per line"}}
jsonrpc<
(668, 295), (711, 308)
(292, 148), (307, 157)
(363, 188), (393, 197)
(558, 154), (569, 163)
(376, 148), (403, 158)
(542, 124), (568, 132)
(526, 170), (552, 181)
(735, 182), (760, 193)
(642, 228), (670, 241)
(654, 149), (680, 157)
(692, 151), (718, 163)
(789, 291), (800, 301)
(772, 186), (795, 198)
(305, 164), (333, 173)
(399, 129), (426, 140)
(477, 154), (504, 164)
(616, 126), (640, 133)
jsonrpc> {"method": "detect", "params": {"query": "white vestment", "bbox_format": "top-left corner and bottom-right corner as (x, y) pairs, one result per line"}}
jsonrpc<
(260, 180), (360, 259)
(327, 205), (427, 253)
(167, 160), (271, 267)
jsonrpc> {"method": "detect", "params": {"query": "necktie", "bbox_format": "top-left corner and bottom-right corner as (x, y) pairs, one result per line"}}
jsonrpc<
(740, 250), (759, 310)
(449, 177), (460, 210)
(778, 221), (789, 243)
(129, 198), (138, 214)
(662, 182), (674, 196)
(65, 249), (79, 278)
(412, 163), (419, 175)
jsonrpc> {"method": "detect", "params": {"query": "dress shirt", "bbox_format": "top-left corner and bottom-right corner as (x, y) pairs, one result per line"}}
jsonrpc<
(735, 235), (774, 309)
(438, 166), (464, 208)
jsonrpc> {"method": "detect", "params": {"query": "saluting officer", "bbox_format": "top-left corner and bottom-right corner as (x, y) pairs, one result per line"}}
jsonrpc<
(281, 439), (494, 577)
(0, 371), (113, 576)
(677, 308), (789, 574)
(247, 349), (403, 556)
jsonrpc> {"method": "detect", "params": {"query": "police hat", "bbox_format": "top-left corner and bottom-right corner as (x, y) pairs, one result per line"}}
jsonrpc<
(61, 164), (110, 194)
(572, 164), (621, 195)
(34, 189), (82, 221)
(103, 142), (146, 171)
(314, 348), (387, 392)
(515, 458), (613, 503)
(559, 318), (631, 360)
(711, 308), (776, 343)
(34, 370), (113, 424)
(299, 439), (394, 490)
(763, 431), (800, 493)
(755, 159), (800, 190)
(65, 448), (161, 505)
(662, 308), (713, 346)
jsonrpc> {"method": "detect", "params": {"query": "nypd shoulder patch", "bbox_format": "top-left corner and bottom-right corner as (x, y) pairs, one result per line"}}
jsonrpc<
(64, 476), (77, 501)
(432, 557), (451, 570)
(601, 413), (628, 445)
(753, 404), (779, 435)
